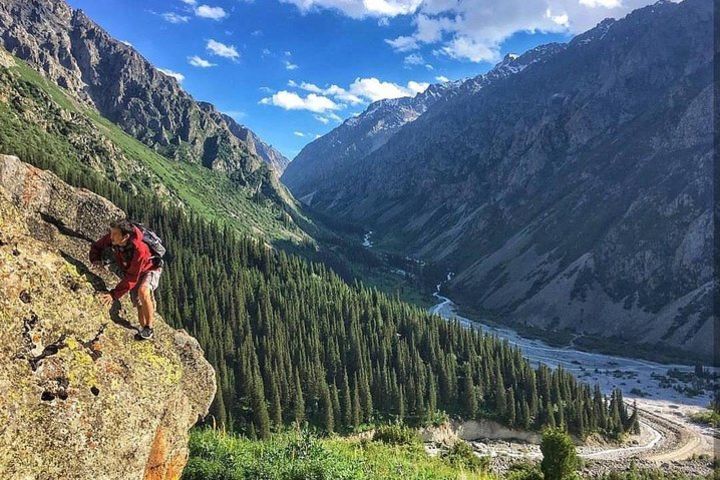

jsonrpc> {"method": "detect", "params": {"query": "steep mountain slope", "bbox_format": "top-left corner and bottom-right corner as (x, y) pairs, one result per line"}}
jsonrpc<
(282, 81), (458, 197)
(0, 45), (305, 243)
(223, 115), (291, 175)
(282, 45), (564, 198)
(0, 0), (285, 177)
(0, 154), (215, 479)
(281, 0), (714, 359)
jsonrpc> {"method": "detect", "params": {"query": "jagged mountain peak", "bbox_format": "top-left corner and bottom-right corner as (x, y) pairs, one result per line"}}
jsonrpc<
(0, 0), (286, 177)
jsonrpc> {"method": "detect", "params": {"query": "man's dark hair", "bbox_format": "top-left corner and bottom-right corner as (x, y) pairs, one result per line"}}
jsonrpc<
(110, 219), (135, 237)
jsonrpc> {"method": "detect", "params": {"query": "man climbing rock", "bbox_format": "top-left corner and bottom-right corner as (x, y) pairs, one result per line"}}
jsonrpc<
(89, 219), (164, 340)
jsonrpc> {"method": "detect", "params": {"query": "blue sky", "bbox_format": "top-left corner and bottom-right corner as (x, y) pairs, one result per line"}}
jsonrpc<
(66, 0), (652, 159)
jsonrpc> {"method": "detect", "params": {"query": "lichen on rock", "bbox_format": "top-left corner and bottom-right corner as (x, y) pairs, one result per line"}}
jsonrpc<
(0, 154), (216, 480)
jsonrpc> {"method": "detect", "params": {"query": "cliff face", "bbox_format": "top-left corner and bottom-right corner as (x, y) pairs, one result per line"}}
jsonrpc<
(223, 114), (291, 176)
(0, 154), (216, 479)
(0, 0), (284, 177)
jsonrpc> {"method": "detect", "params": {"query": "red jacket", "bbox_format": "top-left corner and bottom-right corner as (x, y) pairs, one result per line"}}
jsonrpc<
(89, 225), (157, 300)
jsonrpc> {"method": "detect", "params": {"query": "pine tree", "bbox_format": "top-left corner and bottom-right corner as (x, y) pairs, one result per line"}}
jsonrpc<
(250, 377), (271, 439)
(462, 364), (478, 418)
(340, 370), (353, 427)
(293, 370), (305, 426)
(541, 428), (579, 480)
(269, 376), (283, 428)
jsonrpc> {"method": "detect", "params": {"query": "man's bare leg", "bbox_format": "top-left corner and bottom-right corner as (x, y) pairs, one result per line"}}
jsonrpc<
(137, 304), (147, 328)
(138, 286), (154, 329)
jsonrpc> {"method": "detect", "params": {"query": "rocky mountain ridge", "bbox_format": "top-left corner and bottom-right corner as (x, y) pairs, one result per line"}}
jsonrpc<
(282, 43), (565, 195)
(0, 0), (287, 178)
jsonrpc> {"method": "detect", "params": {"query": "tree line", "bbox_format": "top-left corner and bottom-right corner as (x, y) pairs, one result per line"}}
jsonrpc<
(11, 148), (639, 441)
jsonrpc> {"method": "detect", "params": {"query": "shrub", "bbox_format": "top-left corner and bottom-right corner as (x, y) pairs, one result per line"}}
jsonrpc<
(372, 423), (421, 446)
(506, 461), (543, 480)
(540, 427), (579, 480)
(441, 440), (489, 472)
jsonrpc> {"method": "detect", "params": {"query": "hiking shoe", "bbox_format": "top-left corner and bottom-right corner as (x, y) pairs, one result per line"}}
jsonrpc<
(139, 326), (154, 340)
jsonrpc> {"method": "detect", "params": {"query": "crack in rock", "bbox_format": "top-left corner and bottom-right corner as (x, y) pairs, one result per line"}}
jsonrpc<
(18, 314), (106, 371)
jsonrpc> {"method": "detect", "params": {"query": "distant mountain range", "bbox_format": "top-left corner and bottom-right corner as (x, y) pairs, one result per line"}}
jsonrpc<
(0, 0), (289, 177)
(282, 0), (714, 360)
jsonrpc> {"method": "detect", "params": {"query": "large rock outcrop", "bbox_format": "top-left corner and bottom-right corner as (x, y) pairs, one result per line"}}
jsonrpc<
(0, 154), (216, 479)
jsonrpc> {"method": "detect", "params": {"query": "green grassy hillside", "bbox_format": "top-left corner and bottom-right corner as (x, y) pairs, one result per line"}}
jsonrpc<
(0, 47), (305, 244)
(184, 429), (492, 480)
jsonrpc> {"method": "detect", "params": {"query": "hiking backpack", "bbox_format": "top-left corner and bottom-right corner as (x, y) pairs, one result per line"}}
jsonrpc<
(132, 222), (166, 267)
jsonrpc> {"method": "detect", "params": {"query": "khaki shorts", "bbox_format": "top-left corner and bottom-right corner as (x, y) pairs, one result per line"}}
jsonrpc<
(130, 268), (162, 307)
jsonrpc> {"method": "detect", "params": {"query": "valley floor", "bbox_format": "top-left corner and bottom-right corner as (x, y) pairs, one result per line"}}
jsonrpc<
(427, 294), (718, 475)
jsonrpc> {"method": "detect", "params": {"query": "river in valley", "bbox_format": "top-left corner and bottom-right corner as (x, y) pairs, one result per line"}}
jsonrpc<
(428, 290), (712, 409)
(428, 291), (717, 463)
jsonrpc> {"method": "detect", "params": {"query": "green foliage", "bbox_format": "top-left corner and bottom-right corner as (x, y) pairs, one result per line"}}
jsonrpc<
(540, 428), (579, 480)
(441, 441), (489, 473)
(595, 462), (714, 480)
(0, 55), (305, 243)
(690, 409), (720, 428)
(184, 429), (493, 480)
(372, 423), (421, 446)
(505, 462), (543, 480)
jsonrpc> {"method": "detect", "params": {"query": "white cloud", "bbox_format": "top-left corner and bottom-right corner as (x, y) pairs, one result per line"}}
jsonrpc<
(546, 9), (570, 27)
(206, 39), (239, 59)
(378, 17), (390, 26)
(295, 82), (364, 105)
(314, 112), (342, 124)
(285, 0), (654, 63)
(440, 36), (497, 63)
(407, 80), (429, 94)
(259, 91), (341, 113)
(284, 60), (299, 70)
(435, 75), (450, 82)
(181, 0), (197, 5)
(195, 4), (228, 20)
(280, 0), (423, 18)
(348, 77), (427, 102)
(293, 131), (306, 137)
(158, 68), (185, 83)
(161, 12), (190, 23)
(223, 110), (247, 120)
(385, 35), (418, 52)
(580, 0), (622, 7)
(403, 53), (425, 66)
(188, 55), (217, 67)
(283, 77), (428, 108)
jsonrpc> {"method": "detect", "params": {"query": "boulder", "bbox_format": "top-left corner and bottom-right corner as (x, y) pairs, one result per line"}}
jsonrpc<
(0, 155), (216, 480)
